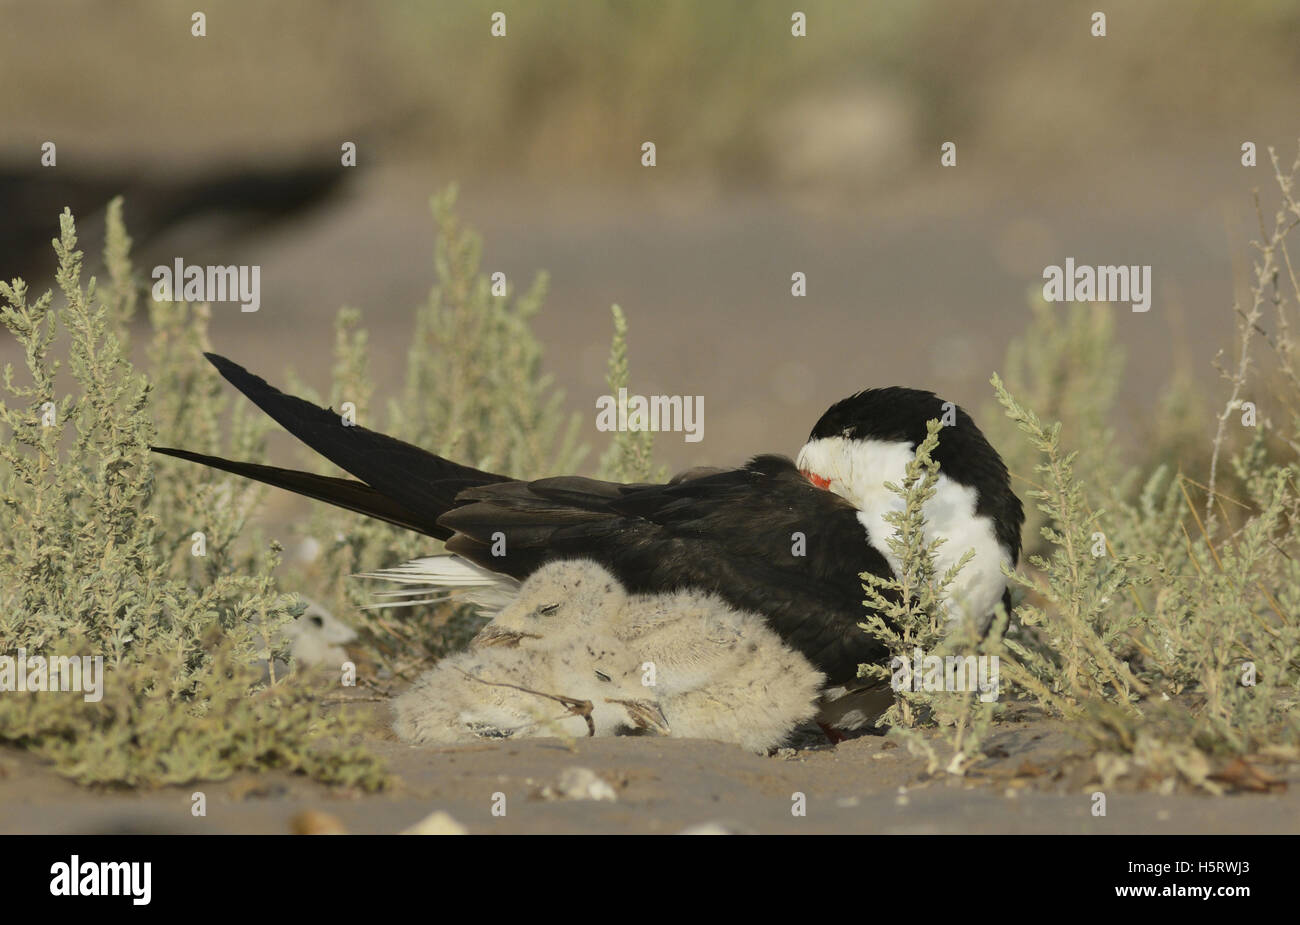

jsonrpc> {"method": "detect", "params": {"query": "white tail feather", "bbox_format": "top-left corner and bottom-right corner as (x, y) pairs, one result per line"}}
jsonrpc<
(361, 596), (454, 611)
(357, 555), (519, 615)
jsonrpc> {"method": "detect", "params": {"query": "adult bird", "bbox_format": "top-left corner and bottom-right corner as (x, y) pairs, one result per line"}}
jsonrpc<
(152, 353), (1023, 690)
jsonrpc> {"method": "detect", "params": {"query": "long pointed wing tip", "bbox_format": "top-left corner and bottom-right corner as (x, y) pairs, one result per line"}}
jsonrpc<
(203, 352), (272, 396)
(203, 351), (237, 374)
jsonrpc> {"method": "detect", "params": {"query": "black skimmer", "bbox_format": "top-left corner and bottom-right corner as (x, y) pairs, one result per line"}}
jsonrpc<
(153, 354), (1023, 690)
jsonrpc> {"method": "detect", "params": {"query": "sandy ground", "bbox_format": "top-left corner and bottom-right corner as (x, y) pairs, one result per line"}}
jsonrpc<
(3, 698), (1297, 835)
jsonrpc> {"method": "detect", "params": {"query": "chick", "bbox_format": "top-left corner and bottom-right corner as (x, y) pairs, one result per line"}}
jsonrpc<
(616, 588), (825, 751)
(257, 597), (357, 680)
(615, 591), (754, 696)
(391, 559), (823, 752)
(393, 646), (597, 744)
(284, 598), (357, 667)
(660, 627), (826, 752)
(393, 561), (661, 743)
(474, 558), (627, 654)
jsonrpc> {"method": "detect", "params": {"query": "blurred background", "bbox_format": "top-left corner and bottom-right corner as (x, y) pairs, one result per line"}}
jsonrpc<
(2, 0), (1299, 470)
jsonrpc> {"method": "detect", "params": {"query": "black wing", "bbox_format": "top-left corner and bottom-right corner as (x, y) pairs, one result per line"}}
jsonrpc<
(153, 353), (511, 540)
(440, 454), (893, 685)
(148, 446), (446, 538)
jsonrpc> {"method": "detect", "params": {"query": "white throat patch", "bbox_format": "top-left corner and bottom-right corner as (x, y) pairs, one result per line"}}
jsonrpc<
(795, 435), (1009, 630)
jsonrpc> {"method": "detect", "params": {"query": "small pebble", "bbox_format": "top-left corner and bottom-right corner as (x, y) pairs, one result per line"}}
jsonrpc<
(290, 810), (347, 835)
(678, 821), (749, 835)
(402, 810), (469, 835)
(541, 766), (618, 802)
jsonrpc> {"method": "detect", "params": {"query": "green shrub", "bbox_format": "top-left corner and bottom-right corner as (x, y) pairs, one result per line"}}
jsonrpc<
(873, 146), (1300, 787)
(0, 184), (666, 785)
(856, 419), (997, 774)
(857, 144), (1300, 789)
(0, 203), (385, 788)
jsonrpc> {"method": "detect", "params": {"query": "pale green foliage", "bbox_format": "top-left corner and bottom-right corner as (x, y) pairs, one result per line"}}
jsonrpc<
(990, 370), (1300, 772)
(1, 188), (663, 785)
(990, 374), (1146, 710)
(403, 186), (587, 478)
(597, 304), (668, 483)
(858, 419), (971, 676)
(856, 419), (992, 772)
(1, 630), (382, 788)
(973, 147), (1300, 782)
(0, 190), (659, 786)
(862, 148), (1300, 785)
(0, 203), (385, 789)
(981, 298), (1123, 559)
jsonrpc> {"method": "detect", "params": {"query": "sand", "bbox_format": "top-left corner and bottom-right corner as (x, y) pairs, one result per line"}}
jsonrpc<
(3, 697), (1296, 835)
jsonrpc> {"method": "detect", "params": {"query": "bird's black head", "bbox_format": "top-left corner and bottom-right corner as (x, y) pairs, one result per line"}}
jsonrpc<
(799, 387), (1023, 564)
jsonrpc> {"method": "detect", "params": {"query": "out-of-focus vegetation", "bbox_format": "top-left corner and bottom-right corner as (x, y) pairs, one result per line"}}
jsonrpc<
(3, 1), (1297, 189)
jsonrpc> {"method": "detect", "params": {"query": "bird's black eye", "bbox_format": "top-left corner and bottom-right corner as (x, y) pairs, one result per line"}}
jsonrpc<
(595, 670), (611, 682)
(309, 615), (324, 627)
(538, 603), (560, 615)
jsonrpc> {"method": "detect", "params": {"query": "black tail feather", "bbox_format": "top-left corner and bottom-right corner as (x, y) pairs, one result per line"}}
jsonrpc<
(150, 446), (451, 539)
(193, 352), (511, 529)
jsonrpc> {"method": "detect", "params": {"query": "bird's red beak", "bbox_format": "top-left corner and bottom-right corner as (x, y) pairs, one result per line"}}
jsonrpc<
(801, 469), (831, 490)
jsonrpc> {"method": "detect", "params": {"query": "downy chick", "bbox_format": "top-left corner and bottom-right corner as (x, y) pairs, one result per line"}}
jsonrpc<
(393, 561), (662, 743)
